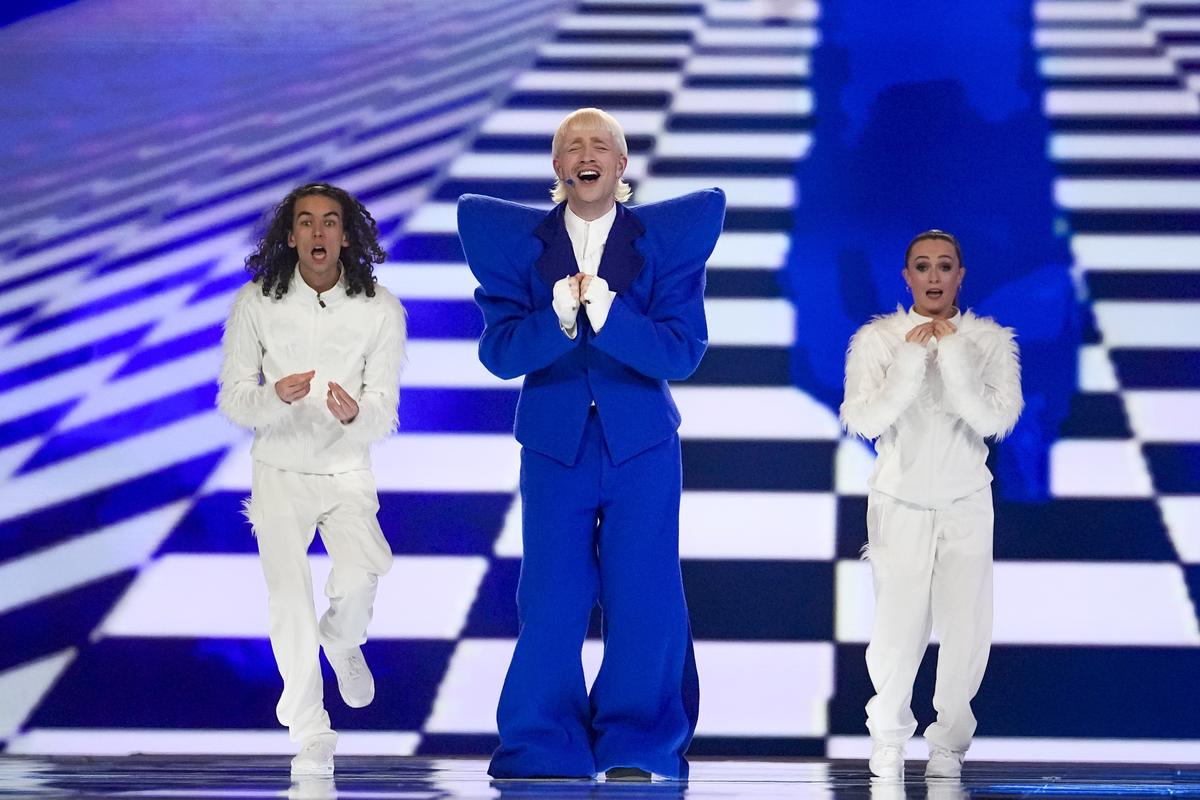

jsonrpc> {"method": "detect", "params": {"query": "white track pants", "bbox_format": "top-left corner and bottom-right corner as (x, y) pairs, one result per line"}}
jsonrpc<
(864, 486), (993, 753)
(246, 462), (394, 742)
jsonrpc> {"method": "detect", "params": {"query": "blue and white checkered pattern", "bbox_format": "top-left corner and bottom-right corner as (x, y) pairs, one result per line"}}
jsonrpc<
(1, 0), (1198, 763)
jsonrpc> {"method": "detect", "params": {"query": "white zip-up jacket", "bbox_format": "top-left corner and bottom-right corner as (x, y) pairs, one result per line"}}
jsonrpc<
(840, 306), (1022, 509)
(218, 267), (406, 474)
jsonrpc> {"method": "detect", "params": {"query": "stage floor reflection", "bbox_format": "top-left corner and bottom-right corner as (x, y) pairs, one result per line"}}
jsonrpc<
(2, 756), (1200, 799)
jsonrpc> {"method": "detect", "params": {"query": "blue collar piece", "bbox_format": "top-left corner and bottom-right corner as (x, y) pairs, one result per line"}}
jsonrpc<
(533, 202), (646, 293)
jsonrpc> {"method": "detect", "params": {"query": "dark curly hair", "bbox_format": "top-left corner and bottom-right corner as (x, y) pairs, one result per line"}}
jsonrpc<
(245, 182), (385, 299)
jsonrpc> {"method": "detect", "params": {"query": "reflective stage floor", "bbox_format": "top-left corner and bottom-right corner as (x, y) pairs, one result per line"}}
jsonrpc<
(2, 756), (1199, 799)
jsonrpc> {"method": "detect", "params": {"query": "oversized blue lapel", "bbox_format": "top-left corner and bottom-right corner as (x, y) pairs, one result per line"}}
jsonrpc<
(533, 203), (575, 287)
(533, 202), (646, 293)
(596, 202), (646, 294)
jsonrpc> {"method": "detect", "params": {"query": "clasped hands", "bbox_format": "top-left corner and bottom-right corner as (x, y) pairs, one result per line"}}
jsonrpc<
(905, 319), (957, 346)
(552, 273), (616, 336)
(275, 370), (359, 423)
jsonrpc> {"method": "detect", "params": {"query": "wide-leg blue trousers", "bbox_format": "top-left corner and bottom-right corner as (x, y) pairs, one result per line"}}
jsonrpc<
(489, 410), (699, 779)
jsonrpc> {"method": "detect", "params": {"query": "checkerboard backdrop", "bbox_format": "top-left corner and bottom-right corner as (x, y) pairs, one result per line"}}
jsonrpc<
(2, 0), (1198, 762)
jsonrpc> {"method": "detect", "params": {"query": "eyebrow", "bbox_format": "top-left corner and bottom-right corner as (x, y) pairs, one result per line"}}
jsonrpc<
(295, 211), (342, 219)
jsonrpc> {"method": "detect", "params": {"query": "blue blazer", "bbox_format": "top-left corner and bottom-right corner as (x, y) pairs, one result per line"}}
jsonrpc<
(458, 189), (726, 466)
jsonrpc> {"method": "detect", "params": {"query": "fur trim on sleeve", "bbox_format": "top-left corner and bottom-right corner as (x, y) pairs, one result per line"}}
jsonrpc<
(840, 314), (928, 440)
(217, 284), (292, 431)
(936, 313), (1023, 440)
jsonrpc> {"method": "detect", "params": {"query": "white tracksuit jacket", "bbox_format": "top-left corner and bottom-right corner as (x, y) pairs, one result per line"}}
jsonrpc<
(839, 306), (1022, 755)
(840, 306), (1023, 508)
(217, 268), (407, 470)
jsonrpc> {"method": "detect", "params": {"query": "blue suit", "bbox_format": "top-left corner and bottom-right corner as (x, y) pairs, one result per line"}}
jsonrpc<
(458, 189), (726, 780)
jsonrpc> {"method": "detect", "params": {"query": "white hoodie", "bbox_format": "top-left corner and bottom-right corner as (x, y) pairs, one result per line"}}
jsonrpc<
(840, 307), (1022, 509)
(218, 267), (406, 474)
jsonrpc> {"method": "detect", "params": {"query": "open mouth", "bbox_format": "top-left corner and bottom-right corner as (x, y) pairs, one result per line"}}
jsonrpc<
(577, 169), (600, 184)
(312, 246), (328, 260)
(926, 289), (943, 298)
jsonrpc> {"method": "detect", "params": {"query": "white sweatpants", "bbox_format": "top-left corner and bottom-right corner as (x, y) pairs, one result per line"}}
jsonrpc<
(864, 486), (993, 753)
(246, 462), (394, 742)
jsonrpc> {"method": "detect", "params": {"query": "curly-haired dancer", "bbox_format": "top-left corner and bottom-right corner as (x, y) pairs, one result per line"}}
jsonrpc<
(217, 183), (406, 776)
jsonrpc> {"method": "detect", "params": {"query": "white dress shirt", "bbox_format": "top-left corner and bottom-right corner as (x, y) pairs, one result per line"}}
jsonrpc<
(559, 204), (618, 338)
(564, 203), (616, 276)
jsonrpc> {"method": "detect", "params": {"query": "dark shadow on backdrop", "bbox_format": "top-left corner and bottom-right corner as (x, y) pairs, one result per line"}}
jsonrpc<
(786, 0), (1079, 502)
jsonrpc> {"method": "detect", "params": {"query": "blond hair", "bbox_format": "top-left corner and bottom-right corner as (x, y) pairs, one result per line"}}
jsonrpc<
(550, 107), (633, 204)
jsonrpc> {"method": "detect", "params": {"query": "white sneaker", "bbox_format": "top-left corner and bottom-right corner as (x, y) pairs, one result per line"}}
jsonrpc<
(291, 733), (336, 777)
(325, 645), (374, 708)
(925, 746), (964, 778)
(869, 742), (904, 780)
(288, 776), (336, 799)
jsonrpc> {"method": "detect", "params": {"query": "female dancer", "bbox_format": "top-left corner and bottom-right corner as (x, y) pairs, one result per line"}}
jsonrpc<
(840, 230), (1022, 779)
